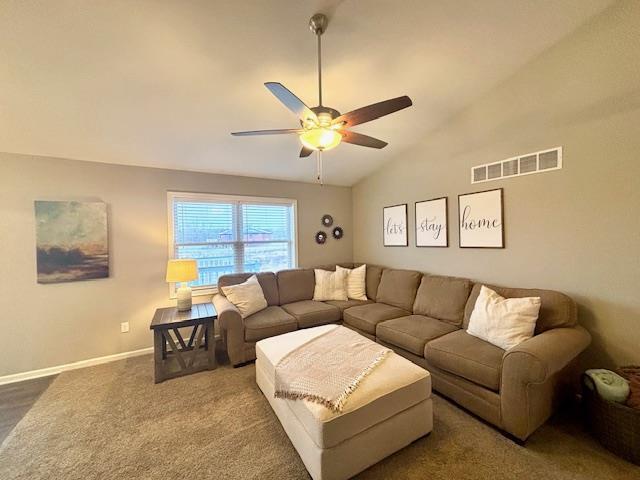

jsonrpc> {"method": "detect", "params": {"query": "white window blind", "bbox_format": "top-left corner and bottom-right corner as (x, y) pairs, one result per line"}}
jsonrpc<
(167, 192), (297, 295)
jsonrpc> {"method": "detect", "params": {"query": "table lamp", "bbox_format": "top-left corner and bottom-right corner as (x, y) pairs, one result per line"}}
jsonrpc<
(166, 259), (199, 311)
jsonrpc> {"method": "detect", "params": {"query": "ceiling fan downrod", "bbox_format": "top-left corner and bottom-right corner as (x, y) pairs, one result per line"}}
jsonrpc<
(310, 13), (328, 184)
(309, 13), (327, 107)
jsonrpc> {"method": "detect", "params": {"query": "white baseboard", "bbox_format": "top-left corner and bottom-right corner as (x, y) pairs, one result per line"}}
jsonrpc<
(0, 347), (154, 386)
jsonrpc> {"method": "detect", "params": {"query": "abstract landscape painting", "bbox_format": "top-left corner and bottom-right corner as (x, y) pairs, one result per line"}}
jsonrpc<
(35, 201), (109, 284)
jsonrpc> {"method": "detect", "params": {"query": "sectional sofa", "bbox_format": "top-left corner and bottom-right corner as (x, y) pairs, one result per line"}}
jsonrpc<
(212, 263), (591, 441)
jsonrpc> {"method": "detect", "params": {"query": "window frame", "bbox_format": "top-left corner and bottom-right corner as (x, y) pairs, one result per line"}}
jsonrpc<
(167, 191), (298, 298)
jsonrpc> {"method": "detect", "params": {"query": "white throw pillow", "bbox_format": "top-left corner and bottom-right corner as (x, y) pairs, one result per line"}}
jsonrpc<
(336, 264), (368, 301)
(467, 285), (541, 350)
(313, 269), (348, 301)
(220, 275), (268, 318)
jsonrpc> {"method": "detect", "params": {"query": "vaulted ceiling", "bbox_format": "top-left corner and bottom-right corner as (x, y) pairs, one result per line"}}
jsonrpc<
(0, 0), (613, 185)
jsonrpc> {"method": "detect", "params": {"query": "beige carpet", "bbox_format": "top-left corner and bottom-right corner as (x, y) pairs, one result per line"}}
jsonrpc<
(0, 355), (638, 480)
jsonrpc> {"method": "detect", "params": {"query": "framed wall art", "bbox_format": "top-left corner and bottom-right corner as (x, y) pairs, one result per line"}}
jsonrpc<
(415, 197), (448, 247)
(35, 200), (109, 283)
(458, 188), (504, 248)
(383, 204), (408, 247)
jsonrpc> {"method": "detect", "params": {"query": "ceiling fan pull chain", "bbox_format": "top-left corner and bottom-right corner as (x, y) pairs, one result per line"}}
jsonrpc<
(316, 150), (324, 185)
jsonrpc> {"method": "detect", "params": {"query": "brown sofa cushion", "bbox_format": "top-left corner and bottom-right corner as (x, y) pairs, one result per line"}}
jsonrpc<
(376, 269), (422, 311)
(244, 306), (297, 342)
(281, 300), (341, 328)
(362, 264), (383, 301)
(413, 275), (472, 326)
(277, 269), (315, 305)
(312, 263), (355, 271)
(463, 283), (577, 334)
(218, 272), (279, 306)
(343, 303), (409, 335)
(324, 299), (373, 312)
(425, 330), (504, 391)
(377, 315), (459, 356)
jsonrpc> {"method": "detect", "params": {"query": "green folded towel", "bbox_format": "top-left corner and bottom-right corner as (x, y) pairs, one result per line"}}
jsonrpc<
(585, 369), (630, 403)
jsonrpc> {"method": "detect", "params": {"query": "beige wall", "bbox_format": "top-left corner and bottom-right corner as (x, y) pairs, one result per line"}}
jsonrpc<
(0, 153), (352, 376)
(353, 1), (640, 368)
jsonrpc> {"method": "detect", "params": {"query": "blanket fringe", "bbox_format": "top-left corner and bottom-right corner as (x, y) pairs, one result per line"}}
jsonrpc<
(274, 348), (391, 413)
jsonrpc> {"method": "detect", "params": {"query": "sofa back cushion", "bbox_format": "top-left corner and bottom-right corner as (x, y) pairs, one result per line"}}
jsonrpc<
(463, 283), (577, 334)
(359, 264), (383, 301)
(277, 269), (315, 305)
(218, 272), (279, 306)
(312, 263), (355, 271)
(375, 269), (422, 311)
(413, 274), (473, 326)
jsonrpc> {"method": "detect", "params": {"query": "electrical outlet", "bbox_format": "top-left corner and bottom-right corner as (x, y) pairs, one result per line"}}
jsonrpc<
(120, 322), (130, 333)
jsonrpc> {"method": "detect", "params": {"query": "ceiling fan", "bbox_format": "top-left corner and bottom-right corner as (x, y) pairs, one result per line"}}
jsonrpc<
(231, 13), (413, 183)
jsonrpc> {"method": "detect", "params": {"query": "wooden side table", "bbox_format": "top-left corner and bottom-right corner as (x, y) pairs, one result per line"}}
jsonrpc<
(150, 303), (217, 383)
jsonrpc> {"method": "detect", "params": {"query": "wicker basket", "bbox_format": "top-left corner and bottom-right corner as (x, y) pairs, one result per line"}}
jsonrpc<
(582, 372), (640, 465)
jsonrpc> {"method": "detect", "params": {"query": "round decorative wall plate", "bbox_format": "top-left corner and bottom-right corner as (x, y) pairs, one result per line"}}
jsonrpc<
(332, 226), (344, 240)
(315, 231), (327, 244)
(321, 214), (333, 227)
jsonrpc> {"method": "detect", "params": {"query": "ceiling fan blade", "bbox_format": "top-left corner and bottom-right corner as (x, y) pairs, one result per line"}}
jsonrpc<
(264, 82), (318, 123)
(300, 146), (314, 157)
(333, 96), (412, 128)
(231, 128), (303, 136)
(341, 131), (388, 149)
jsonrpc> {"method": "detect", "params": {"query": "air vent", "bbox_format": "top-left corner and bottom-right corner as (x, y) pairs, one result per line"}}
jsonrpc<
(539, 150), (559, 170)
(471, 147), (562, 184)
(503, 159), (518, 176)
(487, 163), (502, 179)
(473, 166), (487, 182)
(519, 155), (537, 174)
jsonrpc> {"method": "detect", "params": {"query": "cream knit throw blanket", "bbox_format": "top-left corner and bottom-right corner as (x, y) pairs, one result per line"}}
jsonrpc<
(274, 326), (391, 412)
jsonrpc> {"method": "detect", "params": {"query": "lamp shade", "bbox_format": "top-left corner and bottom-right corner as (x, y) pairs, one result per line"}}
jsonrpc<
(166, 259), (199, 283)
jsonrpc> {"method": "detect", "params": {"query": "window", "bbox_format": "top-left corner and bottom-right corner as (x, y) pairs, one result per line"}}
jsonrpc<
(167, 192), (297, 296)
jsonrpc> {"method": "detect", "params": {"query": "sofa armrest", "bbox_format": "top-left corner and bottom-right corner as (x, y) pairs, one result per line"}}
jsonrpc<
(212, 294), (245, 366)
(503, 325), (591, 384)
(500, 325), (591, 440)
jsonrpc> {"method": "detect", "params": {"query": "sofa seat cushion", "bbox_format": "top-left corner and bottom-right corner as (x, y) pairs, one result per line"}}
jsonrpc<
(377, 315), (459, 356)
(343, 303), (409, 335)
(281, 300), (341, 328)
(324, 299), (373, 312)
(425, 330), (504, 391)
(244, 306), (297, 342)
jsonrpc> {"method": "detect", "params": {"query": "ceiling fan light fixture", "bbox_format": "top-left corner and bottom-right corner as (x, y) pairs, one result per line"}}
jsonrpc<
(300, 128), (342, 151)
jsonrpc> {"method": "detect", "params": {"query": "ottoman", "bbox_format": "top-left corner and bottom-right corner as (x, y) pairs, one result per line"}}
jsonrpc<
(256, 324), (432, 480)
